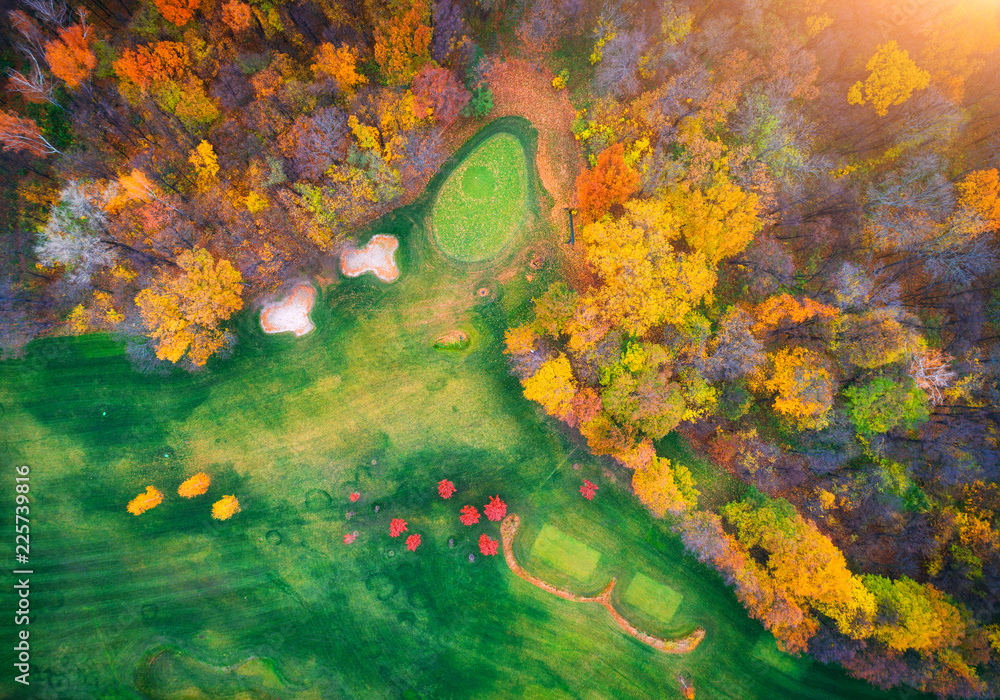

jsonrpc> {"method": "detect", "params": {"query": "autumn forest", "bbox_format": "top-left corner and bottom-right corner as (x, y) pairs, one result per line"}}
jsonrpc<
(2, 0), (1000, 696)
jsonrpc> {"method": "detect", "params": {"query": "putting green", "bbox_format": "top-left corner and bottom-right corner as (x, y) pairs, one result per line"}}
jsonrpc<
(432, 133), (527, 262)
(462, 165), (496, 199)
(530, 524), (601, 581)
(622, 572), (684, 624)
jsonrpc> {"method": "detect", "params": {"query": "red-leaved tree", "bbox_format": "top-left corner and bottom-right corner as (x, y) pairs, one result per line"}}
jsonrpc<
(459, 505), (480, 525)
(437, 479), (457, 499)
(483, 495), (507, 522)
(411, 65), (470, 129)
(479, 533), (498, 556)
(580, 480), (598, 500)
(390, 518), (408, 537)
(349, 492), (360, 502)
(405, 533), (421, 551)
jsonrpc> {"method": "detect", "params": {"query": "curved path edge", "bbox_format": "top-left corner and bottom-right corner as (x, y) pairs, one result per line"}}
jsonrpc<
(500, 514), (706, 654)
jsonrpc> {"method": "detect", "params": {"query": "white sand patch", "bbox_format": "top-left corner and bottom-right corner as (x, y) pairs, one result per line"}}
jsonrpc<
(260, 284), (316, 337)
(340, 234), (400, 282)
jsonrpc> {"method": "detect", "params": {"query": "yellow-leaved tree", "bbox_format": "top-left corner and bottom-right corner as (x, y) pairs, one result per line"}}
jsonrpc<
(632, 456), (698, 516)
(135, 247), (244, 366)
(751, 347), (834, 430)
(188, 140), (219, 192)
(723, 495), (878, 642)
(521, 355), (577, 419)
(665, 171), (761, 265)
(953, 169), (1000, 238)
(848, 41), (930, 117)
(504, 324), (537, 355)
(212, 495), (240, 520)
(863, 575), (966, 652)
(578, 199), (716, 339)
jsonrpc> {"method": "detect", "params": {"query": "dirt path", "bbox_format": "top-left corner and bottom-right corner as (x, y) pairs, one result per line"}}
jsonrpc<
(501, 514), (706, 654)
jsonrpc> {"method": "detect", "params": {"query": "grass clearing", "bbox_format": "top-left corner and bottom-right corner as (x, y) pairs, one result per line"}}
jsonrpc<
(622, 572), (684, 624)
(530, 524), (602, 582)
(432, 133), (527, 262)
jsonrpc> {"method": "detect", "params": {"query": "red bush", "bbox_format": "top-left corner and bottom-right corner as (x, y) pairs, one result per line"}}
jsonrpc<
(437, 479), (457, 499)
(479, 533), (498, 556)
(484, 495), (507, 521)
(389, 518), (408, 537)
(459, 505), (480, 525)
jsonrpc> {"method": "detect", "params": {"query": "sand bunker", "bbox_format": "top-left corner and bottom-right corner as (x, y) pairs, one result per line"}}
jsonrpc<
(340, 235), (400, 282)
(260, 284), (316, 337)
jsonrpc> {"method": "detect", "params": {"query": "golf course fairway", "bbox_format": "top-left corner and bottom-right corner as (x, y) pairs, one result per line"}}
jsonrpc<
(0, 120), (929, 700)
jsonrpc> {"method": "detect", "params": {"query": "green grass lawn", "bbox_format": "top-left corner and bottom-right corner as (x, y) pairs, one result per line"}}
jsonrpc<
(752, 633), (809, 680)
(432, 132), (527, 262)
(0, 118), (929, 700)
(529, 524), (601, 582)
(622, 572), (684, 624)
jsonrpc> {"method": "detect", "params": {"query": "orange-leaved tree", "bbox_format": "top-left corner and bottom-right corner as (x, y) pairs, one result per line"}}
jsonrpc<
(919, 0), (1000, 103)
(135, 247), (244, 366)
(0, 110), (57, 157)
(128, 486), (164, 515)
(178, 472), (210, 498)
(372, 0), (432, 85)
(953, 169), (1000, 237)
(575, 142), (640, 223)
(44, 18), (96, 89)
(311, 43), (368, 94)
(221, 0), (254, 32)
(503, 324), (537, 355)
(752, 293), (839, 337)
(152, 0), (200, 25)
(113, 42), (189, 92)
(723, 494), (877, 644)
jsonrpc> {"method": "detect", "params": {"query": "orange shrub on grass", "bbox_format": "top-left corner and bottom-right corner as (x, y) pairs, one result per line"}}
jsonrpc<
(127, 486), (164, 515)
(177, 472), (210, 498)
